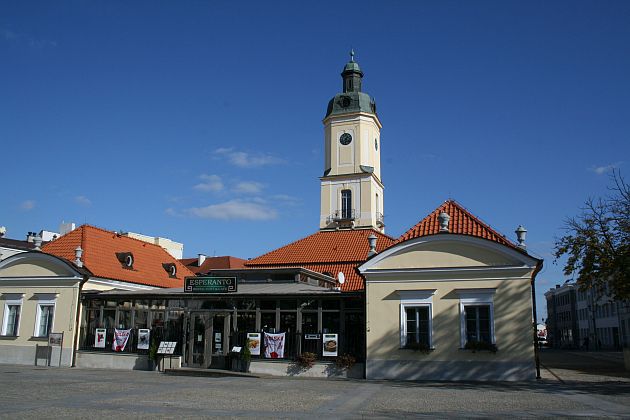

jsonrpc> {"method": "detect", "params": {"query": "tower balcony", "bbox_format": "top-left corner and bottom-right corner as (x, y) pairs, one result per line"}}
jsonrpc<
(376, 212), (385, 228)
(327, 209), (356, 225)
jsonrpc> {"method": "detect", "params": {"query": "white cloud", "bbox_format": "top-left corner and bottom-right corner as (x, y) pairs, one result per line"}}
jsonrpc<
(271, 194), (302, 206)
(165, 208), (181, 217)
(588, 162), (622, 175)
(188, 199), (277, 220)
(234, 181), (265, 194)
(2, 28), (57, 48)
(75, 195), (92, 207)
(20, 200), (35, 211)
(194, 174), (224, 192)
(215, 148), (284, 168)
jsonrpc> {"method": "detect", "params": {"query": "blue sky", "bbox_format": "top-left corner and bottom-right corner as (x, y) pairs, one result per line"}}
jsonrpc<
(1, 1), (629, 320)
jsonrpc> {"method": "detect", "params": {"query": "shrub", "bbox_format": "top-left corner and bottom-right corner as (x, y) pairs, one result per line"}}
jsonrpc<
(335, 353), (356, 370)
(296, 352), (317, 369)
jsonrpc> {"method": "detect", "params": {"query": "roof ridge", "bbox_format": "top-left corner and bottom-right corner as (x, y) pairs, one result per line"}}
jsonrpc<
(445, 199), (518, 247)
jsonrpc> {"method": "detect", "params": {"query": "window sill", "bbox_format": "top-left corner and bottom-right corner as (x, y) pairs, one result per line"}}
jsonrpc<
(0, 335), (19, 340)
(459, 347), (498, 353)
(28, 336), (50, 341)
(400, 347), (435, 353)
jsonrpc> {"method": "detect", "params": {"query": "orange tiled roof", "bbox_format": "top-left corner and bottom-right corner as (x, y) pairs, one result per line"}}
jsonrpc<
(42, 225), (194, 288)
(246, 229), (395, 291)
(180, 255), (247, 274)
(396, 199), (521, 251)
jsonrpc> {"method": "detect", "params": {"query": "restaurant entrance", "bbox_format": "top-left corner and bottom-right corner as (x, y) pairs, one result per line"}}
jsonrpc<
(187, 312), (231, 369)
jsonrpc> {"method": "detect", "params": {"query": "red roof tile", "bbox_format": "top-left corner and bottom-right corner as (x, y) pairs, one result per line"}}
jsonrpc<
(246, 229), (395, 292)
(42, 225), (194, 288)
(396, 199), (521, 251)
(180, 255), (246, 274)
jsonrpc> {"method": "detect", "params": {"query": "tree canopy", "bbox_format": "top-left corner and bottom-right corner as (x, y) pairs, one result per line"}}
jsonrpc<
(554, 170), (630, 300)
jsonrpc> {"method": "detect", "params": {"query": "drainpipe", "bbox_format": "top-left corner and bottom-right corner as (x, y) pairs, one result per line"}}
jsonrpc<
(531, 260), (543, 380)
(72, 274), (89, 367)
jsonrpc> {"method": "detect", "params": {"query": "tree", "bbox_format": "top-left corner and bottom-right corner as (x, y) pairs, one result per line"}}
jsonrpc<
(554, 170), (630, 300)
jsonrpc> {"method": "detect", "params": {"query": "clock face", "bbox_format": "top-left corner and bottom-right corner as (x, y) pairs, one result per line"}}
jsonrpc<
(340, 133), (352, 145)
(375, 138), (378, 151)
(339, 96), (351, 108)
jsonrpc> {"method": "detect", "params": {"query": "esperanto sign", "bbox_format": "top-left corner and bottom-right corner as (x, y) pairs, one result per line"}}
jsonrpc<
(184, 276), (237, 293)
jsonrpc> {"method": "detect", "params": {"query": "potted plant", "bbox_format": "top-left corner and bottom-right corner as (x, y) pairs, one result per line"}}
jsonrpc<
(240, 339), (252, 372)
(148, 338), (158, 371)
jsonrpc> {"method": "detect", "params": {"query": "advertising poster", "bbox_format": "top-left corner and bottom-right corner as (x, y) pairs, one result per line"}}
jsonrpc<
(322, 333), (338, 356)
(94, 328), (106, 348)
(112, 329), (131, 352)
(247, 332), (261, 356)
(137, 329), (150, 350)
(263, 332), (285, 358)
(48, 332), (63, 347)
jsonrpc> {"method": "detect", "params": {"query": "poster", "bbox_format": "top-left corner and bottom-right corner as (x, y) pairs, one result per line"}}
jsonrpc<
(94, 328), (106, 348)
(112, 329), (131, 352)
(322, 333), (338, 356)
(247, 332), (261, 356)
(137, 329), (150, 350)
(48, 332), (63, 347)
(263, 332), (285, 359)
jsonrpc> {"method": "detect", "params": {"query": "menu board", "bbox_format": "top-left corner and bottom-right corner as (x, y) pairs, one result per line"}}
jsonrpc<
(247, 332), (261, 356)
(322, 333), (338, 357)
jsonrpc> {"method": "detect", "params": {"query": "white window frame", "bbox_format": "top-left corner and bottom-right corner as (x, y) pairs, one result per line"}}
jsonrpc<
(399, 290), (436, 349)
(33, 294), (57, 338)
(457, 289), (496, 349)
(2, 294), (24, 336)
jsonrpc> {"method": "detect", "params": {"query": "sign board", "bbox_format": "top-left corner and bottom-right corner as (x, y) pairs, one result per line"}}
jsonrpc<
(304, 334), (320, 340)
(137, 329), (150, 350)
(247, 332), (261, 356)
(322, 333), (338, 357)
(49, 332), (63, 347)
(184, 276), (237, 293)
(94, 328), (106, 348)
(157, 341), (177, 355)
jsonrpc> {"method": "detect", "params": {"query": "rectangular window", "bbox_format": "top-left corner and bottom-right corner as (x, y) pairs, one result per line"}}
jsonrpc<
(37, 305), (55, 337)
(464, 305), (491, 344)
(457, 289), (496, 348)
(2, 304), (21, 336)
(341, 190), (352, 219)
(404, 306), (430, 347)
(399, 290), (435, 349)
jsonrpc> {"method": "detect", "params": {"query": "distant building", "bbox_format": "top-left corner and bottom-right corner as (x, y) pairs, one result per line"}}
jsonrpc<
(179, 254), (246, 274)
(545, 283), (579, 348)
(121, 232), (184, 259)
(547, 281), (627, 350)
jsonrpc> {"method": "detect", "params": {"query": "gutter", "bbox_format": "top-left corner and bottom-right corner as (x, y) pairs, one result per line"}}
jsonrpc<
(530, 259), (544, 379)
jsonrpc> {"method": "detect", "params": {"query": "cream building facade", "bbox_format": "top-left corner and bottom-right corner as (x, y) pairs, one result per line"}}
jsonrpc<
(359, 202), (542, 381)
(0, 252), (86, 366)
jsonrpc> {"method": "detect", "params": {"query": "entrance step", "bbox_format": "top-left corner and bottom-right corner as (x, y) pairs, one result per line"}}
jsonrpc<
(163, 367), (260, 378)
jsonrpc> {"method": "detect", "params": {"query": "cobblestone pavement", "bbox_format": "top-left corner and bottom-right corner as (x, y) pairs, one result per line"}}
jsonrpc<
(1, 350), (629, 419)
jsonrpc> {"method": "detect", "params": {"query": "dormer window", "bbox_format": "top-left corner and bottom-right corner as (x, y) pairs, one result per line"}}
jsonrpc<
(162, 263), (177, 278)
(115, 252), (134, 269)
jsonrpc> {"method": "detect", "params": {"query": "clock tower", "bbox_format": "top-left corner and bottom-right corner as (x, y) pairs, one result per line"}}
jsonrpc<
(320, 52), (384, 232)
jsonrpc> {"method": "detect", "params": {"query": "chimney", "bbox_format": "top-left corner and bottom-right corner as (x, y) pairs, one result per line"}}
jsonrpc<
(33, 235), (43, 251)
(75, 246), (83, 268)
(438, 212), (450, 232)
(367, 233), (377, 257)
(26, 232), (36, 243)
(0, 226), (6, 238)
(515, 225), (527, 249)
(198, 253), (206, 266)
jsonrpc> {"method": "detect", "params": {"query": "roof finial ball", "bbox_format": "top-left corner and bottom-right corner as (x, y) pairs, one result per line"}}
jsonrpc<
(515, 225), (527, 249)
(438, 211), (450, 233)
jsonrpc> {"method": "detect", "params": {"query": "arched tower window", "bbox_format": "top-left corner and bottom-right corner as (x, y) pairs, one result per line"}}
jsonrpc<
(341, 189), (352, 219)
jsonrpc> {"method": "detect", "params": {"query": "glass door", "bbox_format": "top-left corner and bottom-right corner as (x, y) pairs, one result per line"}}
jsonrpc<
(188, 313), (211, 368)
(209, 313), (230, 369)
